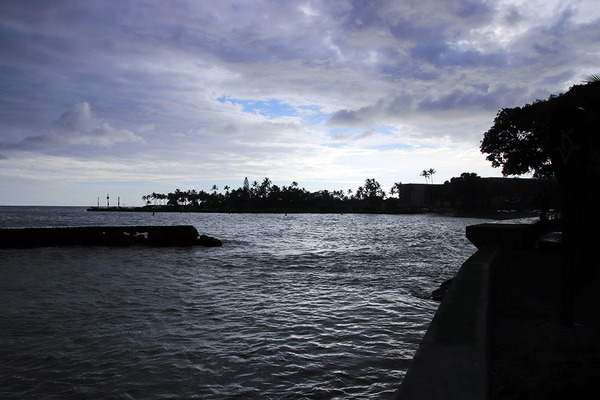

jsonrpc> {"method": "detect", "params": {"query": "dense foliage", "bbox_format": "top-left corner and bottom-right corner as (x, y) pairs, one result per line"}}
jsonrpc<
(139, 175), (559, 214)
(142, 178), (391, 212)
(480, 81), (600, 178)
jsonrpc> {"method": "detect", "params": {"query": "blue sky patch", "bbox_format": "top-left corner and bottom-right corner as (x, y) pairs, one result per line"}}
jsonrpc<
(218, 97), (297, 118)
(218, 96), (327, 126)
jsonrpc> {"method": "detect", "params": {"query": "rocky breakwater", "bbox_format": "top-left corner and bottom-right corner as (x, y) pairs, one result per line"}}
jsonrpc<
(0, 225), (222, 248)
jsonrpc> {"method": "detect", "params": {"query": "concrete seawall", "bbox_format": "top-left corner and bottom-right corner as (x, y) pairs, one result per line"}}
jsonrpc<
(395, 244), (500, 399)
(396, 221), (551, 399)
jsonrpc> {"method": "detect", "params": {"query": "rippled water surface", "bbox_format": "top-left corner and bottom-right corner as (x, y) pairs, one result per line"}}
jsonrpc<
(0, 207), (489, 399)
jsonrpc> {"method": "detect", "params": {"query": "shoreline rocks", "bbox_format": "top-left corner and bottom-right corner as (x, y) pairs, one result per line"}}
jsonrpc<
(431, 278), (454, 301)
(0, 226), (222, 248)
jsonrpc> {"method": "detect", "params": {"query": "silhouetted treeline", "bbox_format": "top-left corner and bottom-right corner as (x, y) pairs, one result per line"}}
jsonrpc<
(139, 175), (561, 215)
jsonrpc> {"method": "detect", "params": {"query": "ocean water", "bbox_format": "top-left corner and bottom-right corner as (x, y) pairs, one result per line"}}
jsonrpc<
(0, 207), (490, 399)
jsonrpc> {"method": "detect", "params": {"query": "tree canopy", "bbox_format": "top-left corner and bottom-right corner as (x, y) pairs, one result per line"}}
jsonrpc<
(480, 80), (600, 178)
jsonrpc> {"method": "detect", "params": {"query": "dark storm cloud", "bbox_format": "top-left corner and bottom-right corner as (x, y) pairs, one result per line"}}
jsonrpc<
(1, 0), (589, 138)
(325, 1), (600, 130)
(417, 85), (529, 112)
(328, 84), (526, 128)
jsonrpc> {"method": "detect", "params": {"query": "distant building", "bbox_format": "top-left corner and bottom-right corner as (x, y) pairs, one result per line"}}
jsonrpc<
(395, 178), (561, 212)
(398, 184), (427, 207)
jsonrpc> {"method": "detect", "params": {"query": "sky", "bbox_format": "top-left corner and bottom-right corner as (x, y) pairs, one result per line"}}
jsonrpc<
(1, 0), (599, 206)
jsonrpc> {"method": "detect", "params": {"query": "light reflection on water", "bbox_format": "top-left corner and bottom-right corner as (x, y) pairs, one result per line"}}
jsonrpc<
(0, 207), (489, 399)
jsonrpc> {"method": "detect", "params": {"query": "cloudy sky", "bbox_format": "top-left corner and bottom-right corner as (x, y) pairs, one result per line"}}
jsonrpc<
(1, 0), (599, 205)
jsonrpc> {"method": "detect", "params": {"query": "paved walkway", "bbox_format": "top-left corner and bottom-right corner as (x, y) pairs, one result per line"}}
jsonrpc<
(489, 248), (600, 399)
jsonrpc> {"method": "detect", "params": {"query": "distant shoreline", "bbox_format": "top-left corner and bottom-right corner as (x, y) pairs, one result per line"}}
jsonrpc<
(86, 205), (544, 220)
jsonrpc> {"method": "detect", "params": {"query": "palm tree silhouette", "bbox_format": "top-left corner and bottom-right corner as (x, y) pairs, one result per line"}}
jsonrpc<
(427, 168), (436, 184)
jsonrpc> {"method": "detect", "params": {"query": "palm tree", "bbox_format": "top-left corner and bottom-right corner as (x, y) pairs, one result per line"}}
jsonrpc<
(251, 180), (259, 198)
(420, 170), (430, 183)
(355, 185), (365, 199)
(427, 168), (436, 184)
(187, 189), (198, 207)
(363, 178), (384, 198)
(259, 177), (272, 198)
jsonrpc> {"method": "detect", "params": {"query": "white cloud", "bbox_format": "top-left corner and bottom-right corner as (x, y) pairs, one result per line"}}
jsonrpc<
(0, 0), (598, 204)
(54, 102), (144, 147)
(1, 102), (144, 153)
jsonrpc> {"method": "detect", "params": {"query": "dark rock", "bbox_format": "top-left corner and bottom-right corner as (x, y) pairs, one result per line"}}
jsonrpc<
(0, 226), (202, 248)
(146, 225), (199, 246)
(196, 234), (222, 247)
(103, 231), (130, 247)
(432, 278), (454, 301)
